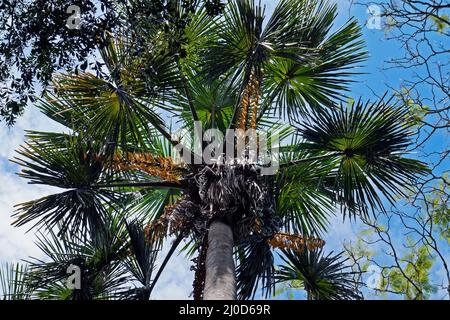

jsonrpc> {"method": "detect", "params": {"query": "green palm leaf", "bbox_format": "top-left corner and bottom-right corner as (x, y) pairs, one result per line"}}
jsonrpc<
(121, 220), (160, 300)
(274, 158), (334, 235)
(0, 263), (31, 300)
(236, 241), (275, 300)
(278, 249), (363, 300)
(51, 72), (168, 154)
(25, 216), (131, 300)
(273, 131), (335, 235)
(174, 75), (236, 133)
(11, 134), (125, 236)
(296, 97), (429, 215)
(261, 0), (366, 119)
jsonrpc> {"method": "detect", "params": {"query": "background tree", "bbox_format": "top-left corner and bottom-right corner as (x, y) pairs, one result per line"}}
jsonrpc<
(0, 0), (225, 125)
(343, 0), (449, 299)
(344, 184), (450, 299)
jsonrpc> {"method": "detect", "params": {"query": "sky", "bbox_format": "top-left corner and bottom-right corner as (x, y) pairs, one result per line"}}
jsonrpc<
(0, 0), (448, 299)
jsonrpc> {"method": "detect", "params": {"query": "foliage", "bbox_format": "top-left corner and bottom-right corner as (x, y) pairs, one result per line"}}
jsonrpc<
(380, 244), (436, 300)
(344, 214), (445, 300)
(0, 263), (31, 300)
(277, 248), (363, 300)
(0, 0), (225, 125)
(2, 0), (428, 300)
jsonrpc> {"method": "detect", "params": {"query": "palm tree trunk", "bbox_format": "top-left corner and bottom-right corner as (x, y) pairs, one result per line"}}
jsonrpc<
(203, 220), (236, 300)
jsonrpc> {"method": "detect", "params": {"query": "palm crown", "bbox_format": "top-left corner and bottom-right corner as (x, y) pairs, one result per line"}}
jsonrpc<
(2, 0), (427, 300)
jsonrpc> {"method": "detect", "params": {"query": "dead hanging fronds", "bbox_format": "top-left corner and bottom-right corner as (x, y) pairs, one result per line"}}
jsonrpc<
(144, 196), (203, 244)
(111, 152), (184, 182)
(143, 205), (177, 244)
(144, 216), (169, 246)
(268, 233), (325, 253)
(238, 73), (261, 130)
(143, 164), (279, 246)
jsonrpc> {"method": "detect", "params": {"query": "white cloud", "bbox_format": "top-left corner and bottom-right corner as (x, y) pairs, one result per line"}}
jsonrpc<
(0, 107), (64, 160)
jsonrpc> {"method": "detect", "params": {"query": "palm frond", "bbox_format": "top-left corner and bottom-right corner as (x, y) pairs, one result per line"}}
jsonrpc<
(296, 97), (429, 216)
(278, 248), (363, 300)
(169, 73), (236, 133)
(260, 0), (367, 120)
(11, 134), (125, 236)
(201, 0), (265, 84)
(99, 33), (184, 102)
(121, 220), (159, 300)
(236, 241), (275, 300)
(275, 136), (336, 234)
(0, 263), (30, 300)
(51, 72), (168, 154)
(25, 217), (131, 300)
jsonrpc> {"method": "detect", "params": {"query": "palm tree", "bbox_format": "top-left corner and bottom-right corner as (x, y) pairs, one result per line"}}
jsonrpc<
(5, 0), (427, 300)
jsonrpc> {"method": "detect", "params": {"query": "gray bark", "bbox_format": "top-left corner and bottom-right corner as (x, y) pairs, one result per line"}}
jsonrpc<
(203, 220), (236, 300)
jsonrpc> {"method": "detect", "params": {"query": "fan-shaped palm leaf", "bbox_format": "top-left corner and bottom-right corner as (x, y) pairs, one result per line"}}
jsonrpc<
(11, 134), (124, 236)
(235, 241), (275, 300)
(295, 97), (429, 216)
(278, 249), (363, 300)
(201, 0), (367, 125)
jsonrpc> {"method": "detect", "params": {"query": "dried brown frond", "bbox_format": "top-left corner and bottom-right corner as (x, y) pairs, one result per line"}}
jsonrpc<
(144, 204), (174, 245)
(143, 198), (191, 244)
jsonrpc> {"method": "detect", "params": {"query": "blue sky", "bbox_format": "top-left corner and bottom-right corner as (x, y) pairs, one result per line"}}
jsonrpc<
(0, 0), (448, 299)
